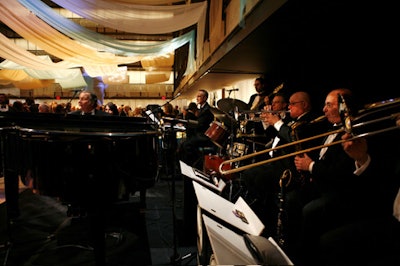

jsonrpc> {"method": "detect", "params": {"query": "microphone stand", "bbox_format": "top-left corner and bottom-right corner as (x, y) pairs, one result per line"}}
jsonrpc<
(68, 88), (83, 104)
(147, 92), (196, 265)
(161, 118), (196, 266)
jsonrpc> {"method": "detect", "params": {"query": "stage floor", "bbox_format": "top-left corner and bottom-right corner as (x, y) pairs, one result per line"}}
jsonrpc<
(0, 173), (198, 266)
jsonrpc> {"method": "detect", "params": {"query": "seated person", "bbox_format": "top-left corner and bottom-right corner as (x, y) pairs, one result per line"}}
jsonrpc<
(241, 91), (325, 236)
(291, 88), (400, 266)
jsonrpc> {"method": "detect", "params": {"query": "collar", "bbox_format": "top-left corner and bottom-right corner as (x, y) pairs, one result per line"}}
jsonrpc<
(81, 109), (95, 115)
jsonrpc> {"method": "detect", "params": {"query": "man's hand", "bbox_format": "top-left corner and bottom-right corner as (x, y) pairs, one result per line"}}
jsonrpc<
(341, 133), (368, 166)
(294, 153), (313, 172)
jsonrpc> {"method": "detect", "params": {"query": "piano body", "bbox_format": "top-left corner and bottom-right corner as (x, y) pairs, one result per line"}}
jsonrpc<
(0, 112), (160, 265)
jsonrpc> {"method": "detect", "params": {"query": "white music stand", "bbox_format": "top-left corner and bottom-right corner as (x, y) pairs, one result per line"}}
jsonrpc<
(202, 214), (294, 266)
(193, 180), (264, 235)
(201, 214), (257, 265)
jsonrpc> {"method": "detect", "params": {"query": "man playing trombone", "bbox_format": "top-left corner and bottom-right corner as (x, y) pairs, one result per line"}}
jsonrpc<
(289, 88), (400, 265)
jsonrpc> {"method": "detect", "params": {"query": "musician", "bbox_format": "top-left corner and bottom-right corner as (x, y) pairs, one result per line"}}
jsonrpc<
(68, 90), (110, 116)
(290, 88), (377, 265)
(292, 131), (400, 266)
(245, 93), (289, 161)
(178, 89), (214, 245)
(178, 89), (214, 167)
(248, 77), (269, 111)
(183, 102), (199, 139)
(241, 91), (325, 236)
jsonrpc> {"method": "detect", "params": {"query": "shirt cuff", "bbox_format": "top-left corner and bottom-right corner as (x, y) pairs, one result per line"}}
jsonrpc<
(308, 161), (314, 173)
(353, 154), (371, 176)
(274, 119), (284, 131)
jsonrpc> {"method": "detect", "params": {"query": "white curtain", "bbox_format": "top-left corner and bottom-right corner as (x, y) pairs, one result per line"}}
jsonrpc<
(49, 0), (206, 67)
(49, 0), (206, 34)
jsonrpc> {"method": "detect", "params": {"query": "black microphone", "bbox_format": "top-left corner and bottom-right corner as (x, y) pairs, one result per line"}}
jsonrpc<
(227, 88), (239, 92)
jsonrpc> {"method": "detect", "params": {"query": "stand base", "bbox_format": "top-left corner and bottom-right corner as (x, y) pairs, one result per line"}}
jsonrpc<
(170, 251), (197, 265)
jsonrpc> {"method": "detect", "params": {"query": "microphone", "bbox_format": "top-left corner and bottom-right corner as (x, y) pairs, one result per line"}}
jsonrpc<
(173, 92), (182, 99)
(227, 88), (239, 92)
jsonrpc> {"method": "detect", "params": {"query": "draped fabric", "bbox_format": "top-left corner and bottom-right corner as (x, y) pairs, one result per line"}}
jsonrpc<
(0, 0), (141, 66)
(0, 0), (197, 75)
(48, 0), (206, 67)
(0, 0), (207, 89)
(19, 0), (195, 57)
(0, 57), (87, 89)
(49, 0), (206, 34)
(94, 0), (192, 5)
(0, 69), (29, 85)
(0, 32), (79, 70)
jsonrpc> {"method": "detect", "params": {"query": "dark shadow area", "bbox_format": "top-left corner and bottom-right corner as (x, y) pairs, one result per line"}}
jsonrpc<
(0, 189), (151, 266)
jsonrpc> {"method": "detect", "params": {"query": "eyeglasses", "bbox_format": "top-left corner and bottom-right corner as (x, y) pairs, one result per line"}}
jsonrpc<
(324, 103), (335, 108)
(288, 101), (304, 106)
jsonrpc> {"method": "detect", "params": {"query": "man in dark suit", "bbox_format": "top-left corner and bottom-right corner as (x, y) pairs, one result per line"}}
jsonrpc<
(242, 91), (327, 237)
(314, 132), (400, 266)
(179, 89), (214, 167)
(182, 102), (199, 140)
(68, 90), (110, 116)
(178, 89), (215, 245)
(290, 88), (372, 265)
(248, 77), (269, 111)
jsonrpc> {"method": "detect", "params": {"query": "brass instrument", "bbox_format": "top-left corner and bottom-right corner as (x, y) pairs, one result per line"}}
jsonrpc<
(218, 98), (400, 176)
(241, 110), (291, 115)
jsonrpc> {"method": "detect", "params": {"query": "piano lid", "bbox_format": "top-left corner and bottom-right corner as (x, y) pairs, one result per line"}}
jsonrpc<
(0, 112), (159, 136)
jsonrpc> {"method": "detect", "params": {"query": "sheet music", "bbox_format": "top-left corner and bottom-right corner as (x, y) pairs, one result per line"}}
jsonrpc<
(179, 160), (226, 192)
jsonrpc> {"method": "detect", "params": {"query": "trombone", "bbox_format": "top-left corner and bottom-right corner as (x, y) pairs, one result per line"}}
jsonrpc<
(218, 99), (400, 176)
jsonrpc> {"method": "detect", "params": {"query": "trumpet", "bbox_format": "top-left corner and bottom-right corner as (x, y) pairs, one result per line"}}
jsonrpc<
(241, 110), (291, 115)
(219, 98), (400, 176)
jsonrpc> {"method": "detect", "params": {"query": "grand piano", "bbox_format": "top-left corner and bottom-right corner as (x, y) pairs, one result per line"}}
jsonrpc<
(0, 111), (160, 265)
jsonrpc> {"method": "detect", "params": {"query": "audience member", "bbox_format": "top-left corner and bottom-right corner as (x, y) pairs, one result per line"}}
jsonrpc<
(38, 102), (51, 113)
(0, 93), (13, 112)
(162, 102), (176, 118)
(173, 105), (180, 117)
(132, 107), (143, 117)
(68, 91), (110, 116)
(12, 101), (25, 112)
(119, 105), (132, 117)
(24, 97), (39, 113)
(104, 102), (119, 115)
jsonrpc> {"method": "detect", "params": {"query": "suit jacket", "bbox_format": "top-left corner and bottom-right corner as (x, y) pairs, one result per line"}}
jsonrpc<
(196, 102), (214, 135)
(248, 91), (268, 111)
(311, 130), (355, 195)
(184, 111), (198, 139)
(271, 111), (326, 179)
(68, 109), (111, 116)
